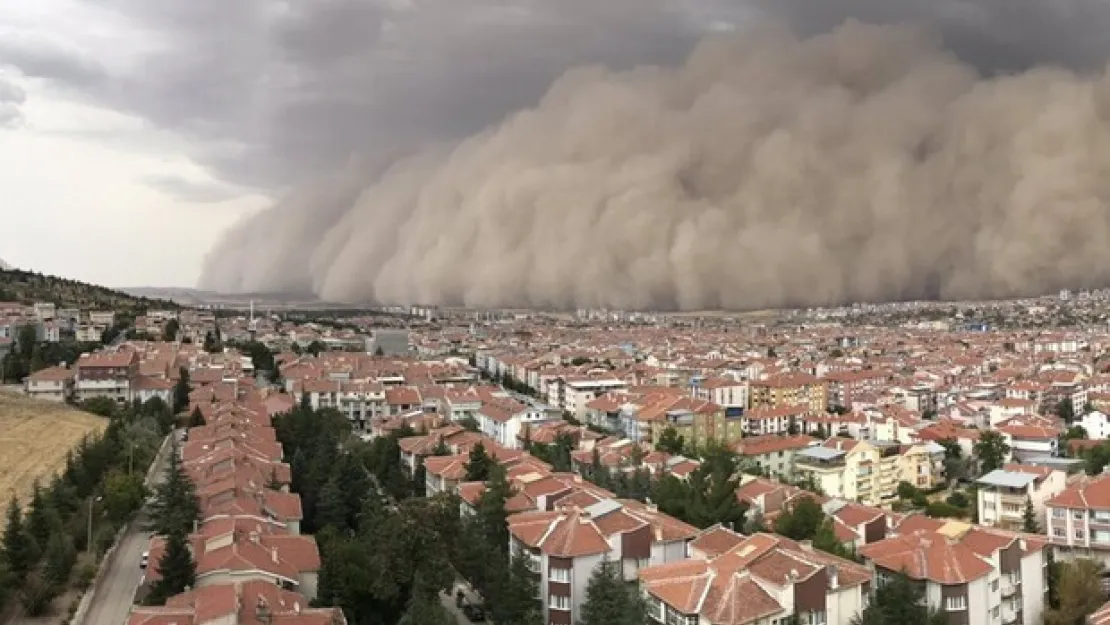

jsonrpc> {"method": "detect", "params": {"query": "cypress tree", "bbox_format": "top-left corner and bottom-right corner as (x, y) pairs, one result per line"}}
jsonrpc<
(2, 497), (34, 576)
(580, 558), (647, 625)
(147, 526), (196, 605)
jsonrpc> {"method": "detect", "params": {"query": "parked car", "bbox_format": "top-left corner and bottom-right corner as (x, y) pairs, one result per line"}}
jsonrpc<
(461, 604), (486, 622)
(140, 551), (149, 569)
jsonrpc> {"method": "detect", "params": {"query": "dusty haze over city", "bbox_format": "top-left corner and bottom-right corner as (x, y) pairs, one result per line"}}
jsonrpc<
(196, 0), (1110, 311)
(9, 1), (1106, 310)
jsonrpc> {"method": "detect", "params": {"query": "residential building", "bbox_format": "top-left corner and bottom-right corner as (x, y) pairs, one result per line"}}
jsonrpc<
(1045, 474), (1110, 578)
(646, 398), (743, 450)
(74, 349), (137, 403)
(732, 434), (817, 480)
(1082, 410), (1110, 440)
(897, 441), (947, 490)
(977, 464), (1067, 532)
(74, 324), (103, 343)
(793, 438), (903, 506)
(144, 519), (322, 600)
(32, 301), (55, 320)
(23, 365), (74, 402)
(126, 581), (346, 625)
(640, 529), (873, 625)
(750, 372), (827, 413)
(859, 520), (1048, 625)
(557, 378), (627, 420)
(507, 498), (697, 625)
(88, 310), (116, 326)
(690, 376), (748, 415)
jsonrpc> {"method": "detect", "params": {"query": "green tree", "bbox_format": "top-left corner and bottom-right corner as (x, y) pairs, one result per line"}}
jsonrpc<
(146, 526), (196, 605)
(459, 416), (480, 432)
(316, 474), (348, 530)
(973, 430), (1011, 474)
(81, 396), (118, 418)
(162, 318), (180, 342)
(579, 558), (647, 625)
(465, 442), (495, 483)
(491, 547), (543, 625)
(850, 572), (946, 625)
(684, 445), (747, 530)
(656, 426), (685, 455)
(150, 439), (200, 535)
(172, 367), (191, 414)
(103, 469), (147, 524)
(1044, 558), (1104, 625)
(813, 518), (855, 560)
(397, 587), (456, 625)
(25, 482), (52, 551)
(774, 496), (826, 541)
(188, 406), (205, 428)
(1057, 398), (1076, 423)
(3, 497), (35, 576)
(42, 532), (77, 586)
(1021, 496), (1040, 533)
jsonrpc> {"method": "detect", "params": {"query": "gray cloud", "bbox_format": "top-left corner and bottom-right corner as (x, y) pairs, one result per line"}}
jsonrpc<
(12, 0), (1110, 306)
(143, 174), (252, 204)
(0, 75), (26, 129)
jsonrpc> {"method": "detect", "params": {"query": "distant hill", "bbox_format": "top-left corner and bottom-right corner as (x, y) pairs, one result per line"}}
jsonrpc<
(0, 269), (180, 311)
(124, 286), (361, 310)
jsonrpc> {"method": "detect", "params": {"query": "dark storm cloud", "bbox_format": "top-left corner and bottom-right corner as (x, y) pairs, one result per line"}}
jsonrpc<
(0, 0), (728, 194)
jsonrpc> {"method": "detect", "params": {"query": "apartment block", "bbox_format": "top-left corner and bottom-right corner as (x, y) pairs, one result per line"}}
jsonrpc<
(1045, 474), (1110, 580)
(792, 439), (902, 506)
(24, 365), (74, 402)
(127, 580), (345, 625)
(859, 520), (1048, 625)
(750, 372), (827, 413)
(640, 529), (873, 625)
(74, 349), (138, 403)
(977, 464), (1066, 532)
(732, 434), (817, 480)
(690, 376), (749, 414)
(507, 498), (697, 625)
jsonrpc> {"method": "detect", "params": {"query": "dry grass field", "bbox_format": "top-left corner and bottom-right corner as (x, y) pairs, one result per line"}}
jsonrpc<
(0, 391), (107, 507)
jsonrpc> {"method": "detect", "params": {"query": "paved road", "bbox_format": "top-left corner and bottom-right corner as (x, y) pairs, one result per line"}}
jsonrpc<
(79, 528), (152, 625)
(77, 430), (176, 625)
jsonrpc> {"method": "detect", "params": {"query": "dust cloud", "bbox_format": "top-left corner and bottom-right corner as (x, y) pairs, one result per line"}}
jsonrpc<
(200, 19), (1110, 310)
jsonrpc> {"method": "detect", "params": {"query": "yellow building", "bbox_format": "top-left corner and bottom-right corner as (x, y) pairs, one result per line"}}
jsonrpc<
(897, 442), (947, 491)
(643, 397), (744, 451)
(750, 372), (827, 413)
(793, 438), (902, 506)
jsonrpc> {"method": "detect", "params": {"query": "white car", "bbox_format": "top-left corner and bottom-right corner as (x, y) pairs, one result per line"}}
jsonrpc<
(140, 551), (149, 569)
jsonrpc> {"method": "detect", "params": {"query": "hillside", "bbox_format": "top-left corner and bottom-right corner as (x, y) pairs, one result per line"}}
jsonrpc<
(0, 268), (180, 311)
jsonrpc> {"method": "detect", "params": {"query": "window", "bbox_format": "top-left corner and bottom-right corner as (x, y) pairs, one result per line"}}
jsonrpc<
(1053, 508), (1065, 518)
(1053, 528), (1065, 538)
(992, 606), (1000, 618)
(645, 595), (663, 620)
(1074, 510), (1085, 521)
(945, 596), (967, 611)
(810, 611), (828, 625)
(549, 567), (570, 583)
(1075, 529), (1086, 540)
(548, 594), (570, 610)
(991, 579), (999, 592)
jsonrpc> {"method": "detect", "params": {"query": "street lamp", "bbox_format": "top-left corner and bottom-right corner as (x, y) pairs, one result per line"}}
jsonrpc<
(87, 496), (103, 556)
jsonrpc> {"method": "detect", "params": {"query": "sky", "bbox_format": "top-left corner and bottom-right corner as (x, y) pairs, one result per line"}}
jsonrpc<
(1, 0), (739, 289)
(5, 0), (1110, 297)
